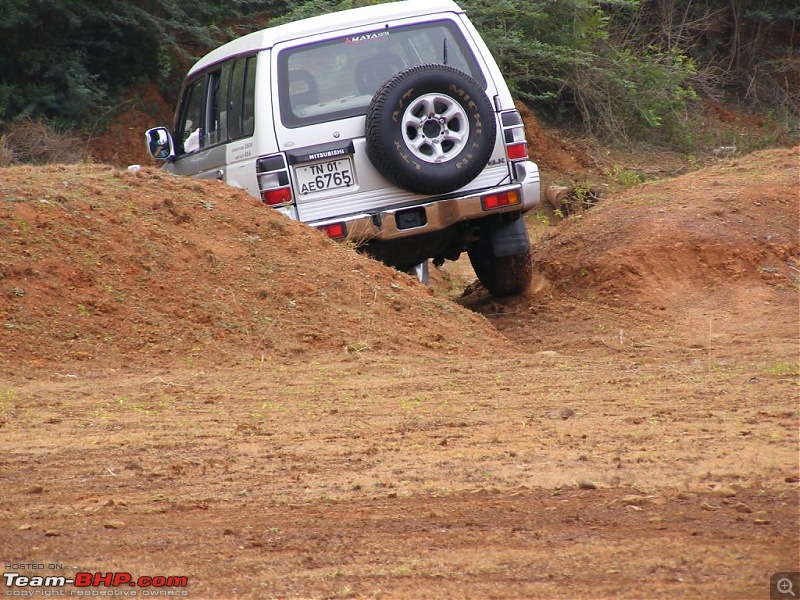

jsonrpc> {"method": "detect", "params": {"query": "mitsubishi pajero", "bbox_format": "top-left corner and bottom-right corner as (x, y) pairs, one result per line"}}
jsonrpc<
(146, 0), (540, 295)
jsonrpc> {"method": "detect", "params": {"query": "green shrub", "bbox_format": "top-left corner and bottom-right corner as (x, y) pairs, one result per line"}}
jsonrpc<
(0, 0), (283, 125)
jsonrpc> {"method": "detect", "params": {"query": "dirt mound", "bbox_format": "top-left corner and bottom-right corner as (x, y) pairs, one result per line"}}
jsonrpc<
(0, 165), (507, 377)
(534, 147), (798, 297)
(516, 101), (597, 178)
(463, 147), (799, 359)
(1, 156), (797, 600)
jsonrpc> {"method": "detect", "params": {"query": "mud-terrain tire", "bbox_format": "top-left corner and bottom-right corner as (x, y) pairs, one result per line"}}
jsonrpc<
(467, 238), (532, 297)
(365, 65), (496, 195)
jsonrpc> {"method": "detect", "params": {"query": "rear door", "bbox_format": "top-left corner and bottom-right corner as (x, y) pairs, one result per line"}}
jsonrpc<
(271, 16), (507, 224)
(168, 71), (226, 181)
(168, 55), (259, 191)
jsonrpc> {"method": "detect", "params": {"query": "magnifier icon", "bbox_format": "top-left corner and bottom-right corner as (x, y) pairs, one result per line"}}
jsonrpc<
(778, 578), (796, 596)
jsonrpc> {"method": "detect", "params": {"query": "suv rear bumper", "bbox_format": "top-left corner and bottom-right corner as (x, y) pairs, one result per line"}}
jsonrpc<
(311, 160), (540, 243)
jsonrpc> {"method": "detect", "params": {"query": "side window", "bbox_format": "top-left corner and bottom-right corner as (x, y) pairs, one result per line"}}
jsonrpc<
(242, 55), (257, 137)
(228, 60), (246, 140)
(175, 54), (256, 154)
(176, 77), (205, 155)
(228, 54), (257, 140)
(205, 67), (228, 147)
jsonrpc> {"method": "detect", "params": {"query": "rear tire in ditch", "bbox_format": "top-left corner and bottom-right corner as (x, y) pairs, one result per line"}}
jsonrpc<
(467, 238), (532, 297)
(365, 64), (496, 195)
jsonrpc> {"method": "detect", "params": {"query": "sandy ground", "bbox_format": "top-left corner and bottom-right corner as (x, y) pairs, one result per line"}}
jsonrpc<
(0, 147), (798, 598)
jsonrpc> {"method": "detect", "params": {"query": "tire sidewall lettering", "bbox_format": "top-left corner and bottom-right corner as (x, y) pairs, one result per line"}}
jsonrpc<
(392, 88), (416, 124)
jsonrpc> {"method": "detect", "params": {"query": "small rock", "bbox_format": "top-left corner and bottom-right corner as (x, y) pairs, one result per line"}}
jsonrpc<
(710, 485), (737, 498)
(578, 481), (597, 490)
(18, 524), (33, 531)
(754, 518), (770, 525)
(26, 485), (44, 494)
(732, 502), (752, 514)
(621, 495), (651, 507)
(785, 475), (799, 484)
(713, 145), (736, 156)
(700, 502), (717, 511)
(560, 408), (576, 420)
(44, 530), (60, 537)
(103, 521), (125, 530)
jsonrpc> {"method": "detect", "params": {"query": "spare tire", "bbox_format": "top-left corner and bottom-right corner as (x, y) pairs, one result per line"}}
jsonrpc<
(365, 64), (496, 195)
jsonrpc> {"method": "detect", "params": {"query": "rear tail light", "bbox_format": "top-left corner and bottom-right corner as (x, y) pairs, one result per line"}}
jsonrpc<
(256, 154), (293, 206)
(317, 222), (347, 239)
(501, 110), (528, 162)
(506, 141), (528, 160)
(482, 190), (521, 210)
(262, 187), (293, 206)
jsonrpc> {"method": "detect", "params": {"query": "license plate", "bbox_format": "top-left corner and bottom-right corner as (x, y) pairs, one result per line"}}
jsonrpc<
(295, 158), (354, 195)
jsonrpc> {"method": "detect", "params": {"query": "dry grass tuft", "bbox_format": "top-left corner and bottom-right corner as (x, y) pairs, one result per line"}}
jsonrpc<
(0, 135), (15, 166)
(2, 118), (86, 165)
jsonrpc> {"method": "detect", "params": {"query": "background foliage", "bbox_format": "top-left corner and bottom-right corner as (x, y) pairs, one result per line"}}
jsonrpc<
(0, 0), (796, 146)
(0, 0), (285, 125)
(275, 0), (798, 144)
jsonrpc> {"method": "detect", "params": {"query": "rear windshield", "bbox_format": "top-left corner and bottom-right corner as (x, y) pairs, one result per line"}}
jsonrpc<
(277, 19), (485, 128)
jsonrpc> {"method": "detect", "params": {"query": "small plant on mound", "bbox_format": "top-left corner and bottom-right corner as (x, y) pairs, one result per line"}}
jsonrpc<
(560, 184), (600, 215)
(605, 165), (646, 189)
(545, 184), (601, 216)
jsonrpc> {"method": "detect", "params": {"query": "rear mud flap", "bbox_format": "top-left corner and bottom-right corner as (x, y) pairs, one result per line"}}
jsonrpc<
(490, 217), (530, 257)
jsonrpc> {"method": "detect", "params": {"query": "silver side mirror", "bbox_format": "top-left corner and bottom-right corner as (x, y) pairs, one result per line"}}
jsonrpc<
(145, 127), (174, 160)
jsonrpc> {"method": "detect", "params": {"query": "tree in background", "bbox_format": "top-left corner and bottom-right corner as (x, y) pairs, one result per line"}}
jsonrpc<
(616, 0), (799, 121)
(1, 0), (795, 146)
(274, 0), (702, 143)
(455, 0), (797, 143)
(0, 0), (286, 125)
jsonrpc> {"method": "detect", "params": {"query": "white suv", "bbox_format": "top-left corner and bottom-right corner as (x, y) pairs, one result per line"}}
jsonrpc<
(146, 0), (540, 295)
